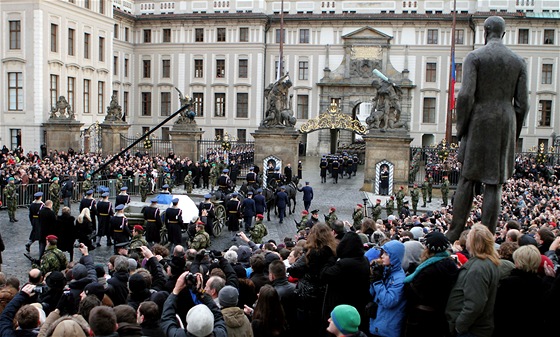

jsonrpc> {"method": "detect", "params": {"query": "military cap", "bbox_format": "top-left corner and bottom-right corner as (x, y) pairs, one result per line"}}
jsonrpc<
(46, 235), (58, 241)
(376, 199), (381, 203)
(249, 167), (254, 170)
(115, 241), (129, 249)
(34, 192), (43, 198)
(151, 198), (159, 203)
(8, 177), (14, 181)
(257, 188), (263, 193)
(330, 206), (336, 212)
(102, 192), (110, 197)
(120, 186), (128, 191)
(247, 191), (253, 195)
(204, 194), (212, 199)
(115, 204), (125, 211)
(280, 186), (286, 190)
(356, 204), (363, 208)
(231, 192), (238, 197)
(52, 177), (59, 181)
(117, 174), (122, 178)
(172, 198), (179, 203)
(86, 174), (91, 178)
(256, 214), (264, 219)
(133, 225), (144, 232)
(311, 209), (319, 214)
(301, 210), (309, 215)
(196, 220), (205, 225)
(162, 184), (169, 189)
(86, 190), (94, 195)
(223, 169), (229, 173)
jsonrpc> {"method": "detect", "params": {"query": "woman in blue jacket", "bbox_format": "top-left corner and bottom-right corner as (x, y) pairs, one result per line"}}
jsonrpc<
(369, 239), (406, 337)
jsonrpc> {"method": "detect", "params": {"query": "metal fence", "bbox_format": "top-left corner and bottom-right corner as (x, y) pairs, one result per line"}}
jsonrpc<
(120, 135), (173, 157)
(197, 139), (255, 176)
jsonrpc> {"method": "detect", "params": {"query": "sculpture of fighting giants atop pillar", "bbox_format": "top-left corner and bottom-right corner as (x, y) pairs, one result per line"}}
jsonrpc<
(174, 87), (197, 125)
(104, 95), (123, 122)
(49, 96), (75, 120)
(261, 74), (297, 128)
(366, 70), (407, 131)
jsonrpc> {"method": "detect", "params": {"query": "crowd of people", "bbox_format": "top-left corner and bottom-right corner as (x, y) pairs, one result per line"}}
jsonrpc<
(1, 143), (560, 336)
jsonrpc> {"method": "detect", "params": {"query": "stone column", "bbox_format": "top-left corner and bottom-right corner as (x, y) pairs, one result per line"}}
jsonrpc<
(361, 132), (413, 193)
(43, 120), (84, 153)
(100, 122), (130, 155)
(252, 127), (301, 173)
(169, 124), (204, 160)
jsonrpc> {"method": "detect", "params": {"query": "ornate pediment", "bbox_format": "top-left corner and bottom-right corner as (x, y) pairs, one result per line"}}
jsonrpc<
(342, 26), (393, 44)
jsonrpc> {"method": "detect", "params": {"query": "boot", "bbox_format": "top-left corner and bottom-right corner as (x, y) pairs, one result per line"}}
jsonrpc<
(14, 218), (18, 222)
(95, 236), (102, 247)
(107, 237), (113, 246)
(25, 241), (31, 253)
(9, 218), (14, 223)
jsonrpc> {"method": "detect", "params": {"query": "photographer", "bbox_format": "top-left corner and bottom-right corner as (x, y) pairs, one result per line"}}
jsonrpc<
(0, 284), (42, 336)
(161, 271), (227, 337)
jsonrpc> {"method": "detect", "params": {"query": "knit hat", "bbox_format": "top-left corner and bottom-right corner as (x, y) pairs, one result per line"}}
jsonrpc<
(46, 271), (66, 289)
(330, 304), (360, 335)
(410, 227), (425, 240)
(128, 273), (147, 294)
(186, 304), (214, 337)
(72, 263), (87, 280)
(94, 264), (106, 278)
(237, 245), (252, 263)
(424, 232), (450, 253)
(83, 282), (105, 301)
(168, 256), (186, 275)
(218, 285), (239, 308)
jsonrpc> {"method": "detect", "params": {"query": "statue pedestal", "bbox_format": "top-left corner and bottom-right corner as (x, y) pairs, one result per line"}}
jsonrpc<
(361, 132), (412, 193)
(100, 122), (130, 155)
(169, 124), (204, 160)
(43, 120), (84, 153)
(252, 127), (301, 173)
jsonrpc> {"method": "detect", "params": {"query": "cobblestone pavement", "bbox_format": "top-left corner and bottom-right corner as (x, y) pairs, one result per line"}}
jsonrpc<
(0, 156), (370, 282)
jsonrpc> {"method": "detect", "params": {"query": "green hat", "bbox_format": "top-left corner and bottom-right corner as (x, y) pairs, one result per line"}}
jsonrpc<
(52, 177), (59, 181)
(8, 177), (14, 181)
(118, 174), (122, 178)
(86, 174), (91, 178)
(330, 305), (360, 335)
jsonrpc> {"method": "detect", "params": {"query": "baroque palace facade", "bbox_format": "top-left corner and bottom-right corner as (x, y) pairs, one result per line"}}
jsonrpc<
(1, 0), (559, 155)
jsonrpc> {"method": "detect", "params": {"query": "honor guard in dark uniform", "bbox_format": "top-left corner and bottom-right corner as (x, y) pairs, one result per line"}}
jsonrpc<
(198, 194), (215, 237)
(331, 157), (340, 184)
(96, 192), (114, 247)
(284, 163), (293, 184)
(226, 192), (241, 240)
(143, 198), (163, 245)
(217, 169), (232, 195)
(115, 186), (131, 208)
(320, 156), (328, 183)
(254, 188), (266, 216)
(305, 209), (320, 229)
(110, 204), (131, 254)
(26, 192), (45, 253)
(246, 167), (258, 190)
(80, 190), (98, 236)
(345, 156), (354, 179)
(327, 155), (334, 175)
(165, 198), (183, 249)
(352, 155), (359, 175)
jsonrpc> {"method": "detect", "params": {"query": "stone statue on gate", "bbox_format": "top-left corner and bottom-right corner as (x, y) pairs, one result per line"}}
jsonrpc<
(261, 74), (296, 128)
(50, 96), (75, 120)
(366, 73), (407, 131)
(174, 87), (197, 125)
(105, 94), (123, 121)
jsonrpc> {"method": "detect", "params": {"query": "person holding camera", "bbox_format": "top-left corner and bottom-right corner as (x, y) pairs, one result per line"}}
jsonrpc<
(161, 271), (227, 337)
(368, 240), (406, 337)
(0, 283), (43, 336)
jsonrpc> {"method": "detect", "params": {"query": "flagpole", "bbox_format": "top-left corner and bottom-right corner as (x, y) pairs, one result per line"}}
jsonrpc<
(445, 0), (457, 143)
(278, 0), (284, 81)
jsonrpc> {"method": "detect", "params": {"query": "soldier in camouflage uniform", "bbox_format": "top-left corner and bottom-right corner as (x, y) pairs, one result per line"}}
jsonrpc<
(82, 174), (94, 196)
(296, 210), (309, 231)
(34, 235), (67, 275)
(249, 214), (268, 244)
(427, 173), (434, 203)
(209, 164), (220, 192)
(139, 173), (150, 202)
(421, 177), (429, 207)
(164, 173), (173, 193)
(129, 225), (149, 250)
(4, 177), (18, 222)
(395, 186), (405, 214)
(352, 204), (364, 230)
(49, 177), (61, 216)
(385, 196), (395, 216)
(325, 207), (338, 227)
(410, 184), (420, 215)
(184, 171), (193, 193)
(115, 174), (124, 195)
(371, 199), (382, 221)
(441, 175), (450, 207)
(190, 221), (210, 250)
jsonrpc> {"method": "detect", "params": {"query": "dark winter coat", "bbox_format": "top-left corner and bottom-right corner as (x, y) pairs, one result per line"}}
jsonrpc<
(56, 213), (76, 253)
(106, 271), (129, 306)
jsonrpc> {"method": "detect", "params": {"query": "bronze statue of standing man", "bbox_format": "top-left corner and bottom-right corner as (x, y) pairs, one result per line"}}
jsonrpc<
(446, 16), (529, 242)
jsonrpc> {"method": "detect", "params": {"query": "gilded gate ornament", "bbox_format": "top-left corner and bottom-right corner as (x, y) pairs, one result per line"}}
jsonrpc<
(299, 102), (367, 134)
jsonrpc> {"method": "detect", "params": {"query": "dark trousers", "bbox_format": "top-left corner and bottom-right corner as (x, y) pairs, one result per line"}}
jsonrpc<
(303, 200), (311, 211)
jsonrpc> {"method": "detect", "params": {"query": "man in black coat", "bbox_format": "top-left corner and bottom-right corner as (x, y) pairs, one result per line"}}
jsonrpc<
(276, 186), (289, 224)
(241, 191), (256, 230)
(226, 193), (241, 239)
(38, 200), (57, 259)
(254, 188), (267, 216)
(106, 255), (130, 306)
